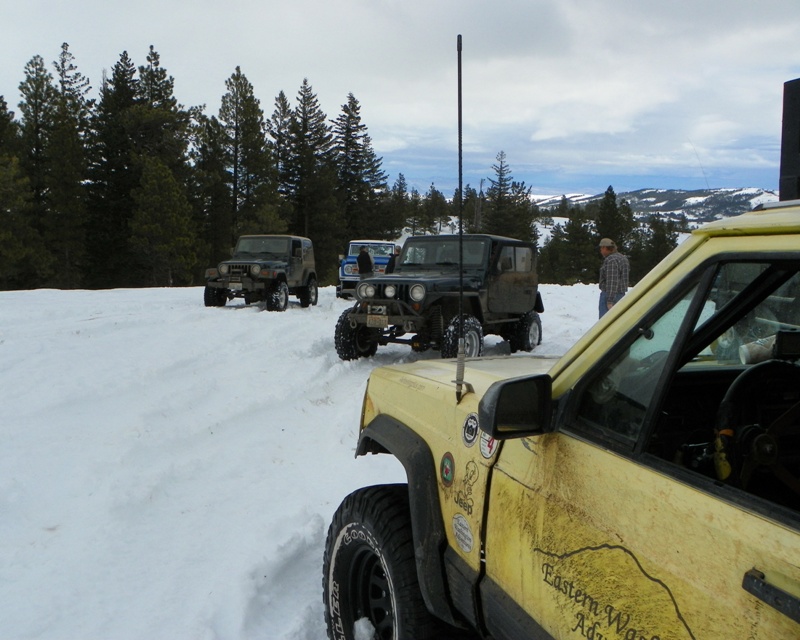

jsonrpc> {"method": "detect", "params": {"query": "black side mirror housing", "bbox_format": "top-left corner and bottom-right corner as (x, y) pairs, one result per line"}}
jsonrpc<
(478, 374), (553, 439)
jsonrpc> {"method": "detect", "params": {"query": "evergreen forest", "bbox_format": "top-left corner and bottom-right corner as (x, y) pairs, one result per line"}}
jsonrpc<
(0, 44), (682, 291)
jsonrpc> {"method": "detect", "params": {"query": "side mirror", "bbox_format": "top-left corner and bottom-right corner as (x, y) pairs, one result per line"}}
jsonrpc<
(478, 374), (552, 439)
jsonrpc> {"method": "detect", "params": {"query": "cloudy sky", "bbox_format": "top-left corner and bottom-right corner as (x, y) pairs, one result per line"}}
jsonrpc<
(3, 0), (799, 197)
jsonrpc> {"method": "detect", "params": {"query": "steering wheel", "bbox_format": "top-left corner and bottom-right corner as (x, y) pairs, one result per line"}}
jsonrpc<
(714, 359), (800, 496)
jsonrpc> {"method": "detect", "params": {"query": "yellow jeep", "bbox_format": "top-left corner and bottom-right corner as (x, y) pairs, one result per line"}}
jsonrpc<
(323, 201), (800, 640)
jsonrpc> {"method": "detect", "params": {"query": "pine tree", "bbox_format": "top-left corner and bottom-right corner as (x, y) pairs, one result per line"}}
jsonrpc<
(483, 151), (512, 235)
(86, 51), (140, 287)
(407, 186), (423, 235)
(421, 183), (449, 234)
(628, 215), (679, 282)
(192, 114), (232, 266)
(388, 173), (410, 234)
(129, 156), (197, 285)
(460, 184), (481, 233)
(594, 185), (634, 250)
(538, 223), (567, 284)
(218, 66), (276, 241)
(284, 79), (342, 280)
(47, 43), (93, 287)
(0, 154), (50, 289)
(483, 151), (535, 241)
(0, 95), (17, 153)
(17, 55), (58, 232)
(285, 79), (336, 236)
(132, 46), (191, 174)
(267, 90), (294, 198)
(332, 92), (388, 239)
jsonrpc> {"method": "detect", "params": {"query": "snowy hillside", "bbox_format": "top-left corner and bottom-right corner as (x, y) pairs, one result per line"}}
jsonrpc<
(0, 284), (597, 640)
(534, 187), (779, 227)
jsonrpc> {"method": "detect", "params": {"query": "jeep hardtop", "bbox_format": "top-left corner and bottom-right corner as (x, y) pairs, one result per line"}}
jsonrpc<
(323, 201), (800, 640)
(334, 234), (543, 360)
(204, 234), (317, 311)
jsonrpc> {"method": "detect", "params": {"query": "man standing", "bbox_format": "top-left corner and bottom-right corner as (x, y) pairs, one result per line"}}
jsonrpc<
(385, 245), (401, 273)
(598, 238), (629, 318)
(357, 246), (374, 279)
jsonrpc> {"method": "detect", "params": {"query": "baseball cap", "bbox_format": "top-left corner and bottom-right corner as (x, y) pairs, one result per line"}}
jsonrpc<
(598, 238), (616, 248)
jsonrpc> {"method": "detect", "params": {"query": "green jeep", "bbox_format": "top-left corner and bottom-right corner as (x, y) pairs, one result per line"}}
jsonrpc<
(204, 235), (317, 311)
(334, 234), (543, 360)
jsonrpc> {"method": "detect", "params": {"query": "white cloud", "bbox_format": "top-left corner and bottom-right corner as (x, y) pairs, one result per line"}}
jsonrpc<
(2, 0), (799, 194)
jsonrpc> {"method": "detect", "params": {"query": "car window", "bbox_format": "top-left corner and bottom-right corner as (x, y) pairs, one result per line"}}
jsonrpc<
(399, 238), (489, 269)
(236, 237), (289, 255)
(691, 263), (800, 364)
(575, 284), (700, 446)
(496, 245), (534, 273)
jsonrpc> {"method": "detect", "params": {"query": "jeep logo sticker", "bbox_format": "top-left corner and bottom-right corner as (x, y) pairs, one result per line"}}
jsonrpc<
(462, 413), (479, 447)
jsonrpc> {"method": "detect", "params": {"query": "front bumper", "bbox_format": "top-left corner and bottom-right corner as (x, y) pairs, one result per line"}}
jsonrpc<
(206, 278), (269, 292)
(347, 299), (425, 331)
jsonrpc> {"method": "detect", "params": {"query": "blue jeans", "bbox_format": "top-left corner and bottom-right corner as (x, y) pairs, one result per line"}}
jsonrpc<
(599, 291), (624, 318)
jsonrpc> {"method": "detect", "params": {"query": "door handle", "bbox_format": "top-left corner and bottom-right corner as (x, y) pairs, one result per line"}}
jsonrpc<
(742, 568), (800, 624)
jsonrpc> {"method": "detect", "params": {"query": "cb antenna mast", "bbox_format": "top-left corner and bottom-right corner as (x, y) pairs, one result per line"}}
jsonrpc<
(455, 34), (468, 402)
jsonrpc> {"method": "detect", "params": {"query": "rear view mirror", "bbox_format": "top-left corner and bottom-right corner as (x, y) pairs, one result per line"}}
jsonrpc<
(478, 374), (552, 439)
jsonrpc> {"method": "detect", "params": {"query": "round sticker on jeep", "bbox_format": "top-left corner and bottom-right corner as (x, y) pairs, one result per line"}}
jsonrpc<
(440, 452), (455, 487)
(462, 413), (479, 447)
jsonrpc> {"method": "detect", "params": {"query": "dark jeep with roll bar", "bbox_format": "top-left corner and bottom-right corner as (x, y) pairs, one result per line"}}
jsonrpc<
(334, 234), (543, 360)
(203, 234), (318, 311)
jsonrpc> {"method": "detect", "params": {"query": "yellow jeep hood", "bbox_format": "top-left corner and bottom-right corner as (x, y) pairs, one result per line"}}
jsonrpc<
(367, 354), (558, 400)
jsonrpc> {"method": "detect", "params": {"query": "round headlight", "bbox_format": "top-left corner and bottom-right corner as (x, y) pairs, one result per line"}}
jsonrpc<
(344, 264), (357, 276)
(357, 282), (376, 299)
(384, 284), (397, 298)
(409, 284), (426, 302)
(250, 264), (261, 276)
(219, 263), (229, 275)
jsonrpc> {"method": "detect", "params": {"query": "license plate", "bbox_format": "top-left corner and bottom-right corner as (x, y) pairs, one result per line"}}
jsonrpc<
(230, 282), (242, 290)
(367, 315), (388, 328)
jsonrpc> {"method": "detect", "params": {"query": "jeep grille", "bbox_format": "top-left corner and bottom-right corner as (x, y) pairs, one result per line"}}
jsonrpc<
(225, 263), (253, 276)
(369, 283), (412, 303)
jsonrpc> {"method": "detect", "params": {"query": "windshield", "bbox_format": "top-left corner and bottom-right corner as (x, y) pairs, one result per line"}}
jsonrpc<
(235, 237), (290, 257)
(691, 262), (800, 364)
(398, 238), (489, 269)
(348, 243), (395, 258)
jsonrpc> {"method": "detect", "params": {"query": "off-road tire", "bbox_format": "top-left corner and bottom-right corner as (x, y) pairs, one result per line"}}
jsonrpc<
(335, 309), (379, 360)
(203, 285), (227, 307)
(440, 314), (483, 359)
(509, 311), (542, 353)
(299, 276), (318, 308)
(266, 281), (289, 312)
(323, 485), (443, 640)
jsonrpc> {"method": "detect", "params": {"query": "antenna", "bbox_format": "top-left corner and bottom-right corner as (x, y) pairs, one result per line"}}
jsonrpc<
(455, 34), (467, 402)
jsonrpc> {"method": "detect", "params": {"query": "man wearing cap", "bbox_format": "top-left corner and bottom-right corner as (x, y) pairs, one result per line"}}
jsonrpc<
(598, 238), (629, 318)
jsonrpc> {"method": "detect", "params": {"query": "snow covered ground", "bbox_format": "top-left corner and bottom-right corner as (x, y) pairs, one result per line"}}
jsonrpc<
(0, 283), (597, 639)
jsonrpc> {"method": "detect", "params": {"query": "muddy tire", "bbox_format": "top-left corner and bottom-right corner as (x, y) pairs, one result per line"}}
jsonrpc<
(203, 286), (227, 307)
(440, 314), (483, 359)
(299, 276), (318, 308)
(266, 281), (289, 311)
(323, 485), (443, 640)
(335, 309), (379, 360)
(509, 311), (542, 353)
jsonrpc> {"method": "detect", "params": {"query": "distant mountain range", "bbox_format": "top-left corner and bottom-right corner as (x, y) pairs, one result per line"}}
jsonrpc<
(534, 187), (779, 226)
